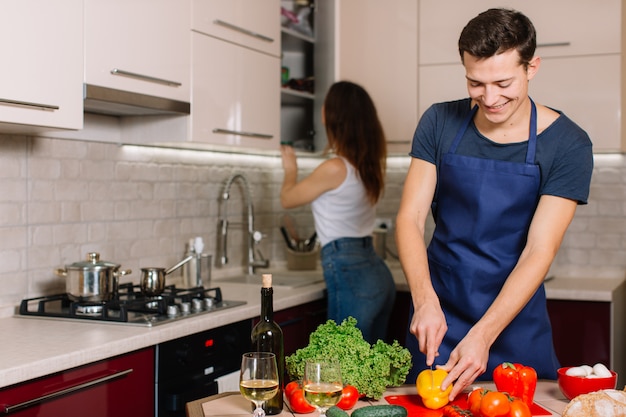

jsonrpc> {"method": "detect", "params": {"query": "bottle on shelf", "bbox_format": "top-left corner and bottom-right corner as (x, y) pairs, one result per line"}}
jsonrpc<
(251, 274), (285, 414)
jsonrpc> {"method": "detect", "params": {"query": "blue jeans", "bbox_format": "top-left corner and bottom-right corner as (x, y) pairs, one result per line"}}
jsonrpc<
(321, 236), (396, 344)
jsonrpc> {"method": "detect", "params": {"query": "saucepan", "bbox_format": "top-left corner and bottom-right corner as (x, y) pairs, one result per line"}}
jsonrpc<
(140, 255), (194, 296)
(55, 252), (132, 301)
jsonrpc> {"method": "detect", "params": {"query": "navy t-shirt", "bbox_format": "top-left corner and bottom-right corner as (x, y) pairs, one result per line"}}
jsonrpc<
(410, 98), (594, 204)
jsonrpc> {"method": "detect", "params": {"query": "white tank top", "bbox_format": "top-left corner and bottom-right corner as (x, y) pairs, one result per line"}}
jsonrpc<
(311, 157), (376, 246)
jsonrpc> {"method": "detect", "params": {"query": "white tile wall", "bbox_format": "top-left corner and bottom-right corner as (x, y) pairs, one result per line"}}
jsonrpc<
(0, 135), (624, 316)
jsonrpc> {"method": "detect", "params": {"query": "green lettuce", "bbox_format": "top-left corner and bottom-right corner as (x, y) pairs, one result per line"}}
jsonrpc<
(285, 317), (412, 399)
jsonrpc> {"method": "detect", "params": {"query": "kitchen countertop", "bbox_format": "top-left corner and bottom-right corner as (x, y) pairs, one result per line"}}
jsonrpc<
(0, 275), (326, 390)
(388, 261), (626, 300)
(186, 381), (571, 416)
(0, 265), (623, 390)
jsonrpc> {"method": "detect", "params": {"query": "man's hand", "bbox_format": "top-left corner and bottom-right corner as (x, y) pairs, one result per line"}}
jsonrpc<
(410, 300), (447, 367)
(438, 330), (489, 400)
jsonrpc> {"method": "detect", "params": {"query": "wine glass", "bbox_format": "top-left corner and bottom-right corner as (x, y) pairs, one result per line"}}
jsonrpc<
(303, 359), (343, 417)
(239, 352), (279, 417)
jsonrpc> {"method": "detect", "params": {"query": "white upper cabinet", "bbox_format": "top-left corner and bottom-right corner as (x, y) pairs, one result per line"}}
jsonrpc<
(120, 0), (280, 152)
(84, 0), (191, 102)
(190, 32), (280, 150)
(0, 0), (83, 131)
(418, 0), (622, 153)
(334, 0), (418, 153)
(186, 0), (280, 151)
(418, 63), (467, 117)
(530, 54), (621, 153)
(192, 0), (280, 57)
(419, 0), (620, 65)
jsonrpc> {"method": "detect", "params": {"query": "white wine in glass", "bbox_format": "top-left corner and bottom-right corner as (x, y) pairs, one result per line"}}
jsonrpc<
(303, 359), (343, 417)
(239, 352), (279, 417)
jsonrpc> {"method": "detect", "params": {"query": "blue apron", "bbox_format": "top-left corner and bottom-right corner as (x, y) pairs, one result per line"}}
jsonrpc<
(406, 99), (559, 382)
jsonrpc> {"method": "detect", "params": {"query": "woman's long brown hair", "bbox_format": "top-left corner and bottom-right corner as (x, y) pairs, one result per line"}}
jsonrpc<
(323, 81), (387, 205)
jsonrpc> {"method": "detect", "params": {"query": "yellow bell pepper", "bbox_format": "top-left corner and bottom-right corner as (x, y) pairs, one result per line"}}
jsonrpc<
(416, 368), (453, 409)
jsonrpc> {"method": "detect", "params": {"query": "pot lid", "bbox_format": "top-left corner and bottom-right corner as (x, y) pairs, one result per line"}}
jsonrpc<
(66, 252), (120, 270)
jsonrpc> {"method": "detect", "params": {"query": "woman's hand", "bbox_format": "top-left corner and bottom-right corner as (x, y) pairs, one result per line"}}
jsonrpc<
(280, 144), (297, 175)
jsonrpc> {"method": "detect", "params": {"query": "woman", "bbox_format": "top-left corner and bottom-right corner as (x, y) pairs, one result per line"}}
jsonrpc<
(280, 81), (395, 344)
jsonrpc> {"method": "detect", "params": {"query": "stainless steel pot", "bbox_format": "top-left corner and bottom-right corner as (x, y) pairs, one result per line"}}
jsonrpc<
(55, 252), (132, 301)
(140, 255), (194, 296)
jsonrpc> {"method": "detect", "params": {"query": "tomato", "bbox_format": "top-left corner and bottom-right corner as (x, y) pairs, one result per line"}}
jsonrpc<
(467, 387), (486, 416)
(285, 381), (300, 399)
(479, 391), (510, 417)
(442, 404), (474, 416)
(508, 398), (532, 417)
(286, 388), (315, 414)
(336, 385), (359, 410)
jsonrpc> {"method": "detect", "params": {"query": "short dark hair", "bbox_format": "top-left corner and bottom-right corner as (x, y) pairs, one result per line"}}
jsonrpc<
(458, 8), (536, 68)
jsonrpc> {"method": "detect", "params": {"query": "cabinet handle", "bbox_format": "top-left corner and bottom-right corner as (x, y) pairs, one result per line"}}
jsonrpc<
(537, 42), (571, 48)
(0, 368), (133, 414)
(213, 128), (273, 139)
(110, 68), (182, 87)
(213, 19), (275, 43)
(0, 98), (59, 111)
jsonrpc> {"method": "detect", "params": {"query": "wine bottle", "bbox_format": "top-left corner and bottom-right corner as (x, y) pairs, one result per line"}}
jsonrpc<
(251, 274), (284, 414)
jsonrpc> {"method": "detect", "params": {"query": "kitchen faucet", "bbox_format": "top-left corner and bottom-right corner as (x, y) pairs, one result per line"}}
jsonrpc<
(219, 173), (269, 275)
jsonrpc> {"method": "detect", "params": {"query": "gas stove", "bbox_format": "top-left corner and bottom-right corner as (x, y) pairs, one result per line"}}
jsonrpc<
(17, 283), (246, 327)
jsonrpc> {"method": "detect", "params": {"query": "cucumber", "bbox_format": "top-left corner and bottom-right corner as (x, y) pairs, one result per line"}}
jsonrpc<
(326, 406), (349, 417)
(351, 405), (408, 417)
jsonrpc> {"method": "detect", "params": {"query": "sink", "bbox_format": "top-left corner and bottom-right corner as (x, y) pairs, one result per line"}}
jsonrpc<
(224, 271), (325, 288)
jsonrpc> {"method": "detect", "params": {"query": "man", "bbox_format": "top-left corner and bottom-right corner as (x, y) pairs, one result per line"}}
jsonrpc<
(396, 8), (593, 400)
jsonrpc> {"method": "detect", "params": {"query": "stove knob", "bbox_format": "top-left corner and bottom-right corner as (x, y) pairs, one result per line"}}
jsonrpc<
(191, 298), (203, 312)
(180, 302), (191, 315)
(167, 304), (179, 317)
(204, 298), (214, 310)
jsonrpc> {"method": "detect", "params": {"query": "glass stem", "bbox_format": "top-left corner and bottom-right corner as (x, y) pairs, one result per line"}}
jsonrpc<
(253, 402), (265, 417)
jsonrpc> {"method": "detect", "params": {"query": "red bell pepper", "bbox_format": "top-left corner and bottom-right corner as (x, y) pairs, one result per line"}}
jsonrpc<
(493, 362), (537, 407)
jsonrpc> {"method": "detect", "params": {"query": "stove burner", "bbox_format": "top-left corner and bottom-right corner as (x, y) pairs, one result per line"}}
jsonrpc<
(17, 284), (245, 327)
(75, 304), (104, 316)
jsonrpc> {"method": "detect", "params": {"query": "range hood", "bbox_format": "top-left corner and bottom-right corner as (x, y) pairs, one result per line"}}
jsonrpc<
(83, 84), (191, 117)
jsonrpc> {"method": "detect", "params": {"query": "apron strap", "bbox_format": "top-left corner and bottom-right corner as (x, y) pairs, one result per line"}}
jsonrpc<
(526, 98), (538, 165)
(448, 104), (477, 154)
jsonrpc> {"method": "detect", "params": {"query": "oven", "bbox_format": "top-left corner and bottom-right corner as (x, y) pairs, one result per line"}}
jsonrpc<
(155, 319), (251, 417)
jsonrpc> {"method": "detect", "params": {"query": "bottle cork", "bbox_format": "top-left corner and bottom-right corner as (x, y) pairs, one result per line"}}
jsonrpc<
(262, 274), (273, 288)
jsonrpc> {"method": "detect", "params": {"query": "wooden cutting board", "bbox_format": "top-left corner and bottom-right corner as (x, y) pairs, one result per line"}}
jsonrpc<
(200, 392), (293, 416)
(384, 394), (552, 416)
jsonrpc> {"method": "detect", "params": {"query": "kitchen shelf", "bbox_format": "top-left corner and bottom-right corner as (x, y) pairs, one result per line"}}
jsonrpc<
(281, 26), (315, 46)
(281, 87), (314, 101)
(280, 1), (317, 152)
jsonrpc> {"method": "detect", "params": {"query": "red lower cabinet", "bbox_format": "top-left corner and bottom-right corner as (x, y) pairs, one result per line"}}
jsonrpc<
(547, 300), (611, 369)
(0, 347), (154, 417)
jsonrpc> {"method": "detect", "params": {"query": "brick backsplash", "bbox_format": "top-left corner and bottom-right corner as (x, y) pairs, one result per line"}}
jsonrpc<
(0, 135), (624, 315)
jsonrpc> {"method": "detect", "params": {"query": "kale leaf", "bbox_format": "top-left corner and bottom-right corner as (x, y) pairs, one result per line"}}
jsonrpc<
(284, 317), (412, 399)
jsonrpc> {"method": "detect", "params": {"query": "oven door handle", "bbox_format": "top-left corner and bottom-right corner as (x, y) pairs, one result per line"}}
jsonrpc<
(0, 368), (133, 414)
